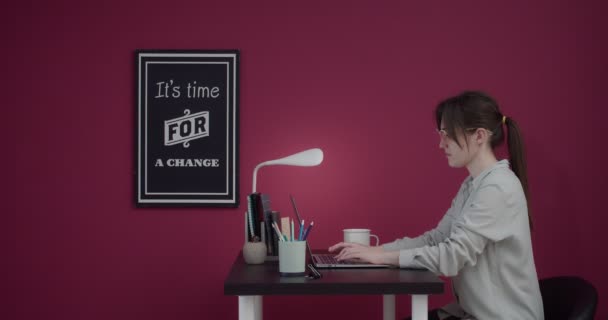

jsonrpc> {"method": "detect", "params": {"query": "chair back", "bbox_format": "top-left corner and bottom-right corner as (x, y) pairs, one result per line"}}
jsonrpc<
(539, 276), (598, 320)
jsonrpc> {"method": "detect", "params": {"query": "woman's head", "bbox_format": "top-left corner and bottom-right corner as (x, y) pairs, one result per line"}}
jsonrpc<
(435, 91), (505, 168)
(434, 90), (533, 229)
(436, 91), (505, 147)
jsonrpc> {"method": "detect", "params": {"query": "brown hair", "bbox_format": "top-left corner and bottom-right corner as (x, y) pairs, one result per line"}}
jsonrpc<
(435, 91), (533, 230)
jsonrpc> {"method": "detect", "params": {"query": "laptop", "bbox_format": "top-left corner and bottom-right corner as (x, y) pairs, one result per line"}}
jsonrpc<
(290, 195), (390, 269)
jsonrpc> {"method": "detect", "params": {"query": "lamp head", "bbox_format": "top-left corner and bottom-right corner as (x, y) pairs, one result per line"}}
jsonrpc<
(252, 148), (323, 193)
(260, 148), (323, 167)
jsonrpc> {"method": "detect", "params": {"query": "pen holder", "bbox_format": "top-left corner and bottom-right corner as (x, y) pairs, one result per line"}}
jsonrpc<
(278, 241), (306, 277)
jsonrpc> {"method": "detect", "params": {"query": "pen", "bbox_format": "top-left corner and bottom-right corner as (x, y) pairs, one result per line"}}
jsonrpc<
(302, 221), (314, 240)
(290, 194), (303, 225)
(298, 219), (305, 241)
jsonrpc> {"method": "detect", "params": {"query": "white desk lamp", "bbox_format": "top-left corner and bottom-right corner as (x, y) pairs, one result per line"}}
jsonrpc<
(244, 148), (324, 247)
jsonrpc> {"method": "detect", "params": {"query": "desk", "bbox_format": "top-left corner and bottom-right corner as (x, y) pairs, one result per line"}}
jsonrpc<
(224, 252), (444, 320)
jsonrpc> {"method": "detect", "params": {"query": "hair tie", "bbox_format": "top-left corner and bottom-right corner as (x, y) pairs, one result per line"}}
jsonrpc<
(502, 115), (507, 125)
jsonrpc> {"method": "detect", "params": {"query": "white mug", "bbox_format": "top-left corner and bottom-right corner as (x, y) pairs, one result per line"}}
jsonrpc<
(343, 229), (380, 246)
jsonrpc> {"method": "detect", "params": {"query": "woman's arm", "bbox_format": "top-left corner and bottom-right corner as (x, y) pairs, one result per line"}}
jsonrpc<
(383, 196), (458, 251)
(398, 183), (517, 275)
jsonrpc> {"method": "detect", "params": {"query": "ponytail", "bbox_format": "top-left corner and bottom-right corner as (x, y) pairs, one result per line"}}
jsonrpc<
(504, 117), (533, 230)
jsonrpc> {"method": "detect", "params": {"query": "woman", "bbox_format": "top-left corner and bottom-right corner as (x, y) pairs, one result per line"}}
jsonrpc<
(329, 91), (544, 319)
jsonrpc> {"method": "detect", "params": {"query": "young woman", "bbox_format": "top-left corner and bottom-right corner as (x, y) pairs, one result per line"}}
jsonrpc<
(329, 91), (544, 319)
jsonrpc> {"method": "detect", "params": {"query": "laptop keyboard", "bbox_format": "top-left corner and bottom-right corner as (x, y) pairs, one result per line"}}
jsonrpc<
(317, 254), (348, 264)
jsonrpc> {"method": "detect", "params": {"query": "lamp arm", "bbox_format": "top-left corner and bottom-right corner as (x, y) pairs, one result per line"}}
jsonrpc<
(252, 162), (268, 193)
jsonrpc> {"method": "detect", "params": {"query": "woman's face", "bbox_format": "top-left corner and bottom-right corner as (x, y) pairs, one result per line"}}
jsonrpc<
(438, 121), (477, 168)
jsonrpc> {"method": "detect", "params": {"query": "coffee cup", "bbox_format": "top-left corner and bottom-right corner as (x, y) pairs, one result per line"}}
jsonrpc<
(343, 229), (380, 246)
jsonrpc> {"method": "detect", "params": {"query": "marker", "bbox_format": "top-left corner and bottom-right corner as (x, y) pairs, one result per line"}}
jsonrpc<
(302, 221), (314, 240)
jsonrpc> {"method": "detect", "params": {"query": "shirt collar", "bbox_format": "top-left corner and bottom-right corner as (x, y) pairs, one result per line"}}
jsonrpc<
(469, 159), (510, 189)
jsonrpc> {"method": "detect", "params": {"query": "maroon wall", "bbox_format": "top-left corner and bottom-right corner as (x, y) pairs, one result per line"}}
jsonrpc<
(12, 1), (607, 319)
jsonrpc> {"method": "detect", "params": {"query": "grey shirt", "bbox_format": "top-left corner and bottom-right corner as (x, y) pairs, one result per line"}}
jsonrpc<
(383, 160), (544, 320)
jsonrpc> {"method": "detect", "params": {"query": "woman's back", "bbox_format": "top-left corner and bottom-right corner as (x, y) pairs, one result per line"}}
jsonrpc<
(447, 161), (543, 319)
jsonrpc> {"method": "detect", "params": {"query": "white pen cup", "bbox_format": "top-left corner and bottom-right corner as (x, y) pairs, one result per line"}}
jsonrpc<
(343, 229), (380, 246)
(278, 241), (307, 277)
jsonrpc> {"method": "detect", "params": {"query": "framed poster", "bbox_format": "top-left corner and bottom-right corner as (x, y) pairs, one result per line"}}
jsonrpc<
(135, 50), (239, 207)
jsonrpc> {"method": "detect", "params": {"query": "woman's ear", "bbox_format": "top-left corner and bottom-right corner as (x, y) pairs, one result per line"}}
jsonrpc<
(473, 128), (489, 145)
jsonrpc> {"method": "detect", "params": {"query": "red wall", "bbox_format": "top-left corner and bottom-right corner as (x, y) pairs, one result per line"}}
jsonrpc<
(12, 1), (608, 319)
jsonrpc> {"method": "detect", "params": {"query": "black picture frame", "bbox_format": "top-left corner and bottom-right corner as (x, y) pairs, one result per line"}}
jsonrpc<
(135, 50), (239, 207)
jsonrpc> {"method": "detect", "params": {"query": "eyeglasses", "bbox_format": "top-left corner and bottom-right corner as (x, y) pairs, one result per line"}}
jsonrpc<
(436, 128), (493, 140)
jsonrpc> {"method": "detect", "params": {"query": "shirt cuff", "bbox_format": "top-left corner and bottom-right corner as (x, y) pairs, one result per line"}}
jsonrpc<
(398, 249), (419, 268)
(382, 241), (401, 251)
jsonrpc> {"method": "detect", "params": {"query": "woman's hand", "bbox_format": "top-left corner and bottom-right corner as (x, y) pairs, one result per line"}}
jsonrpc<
(328, 242), (398, 265)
